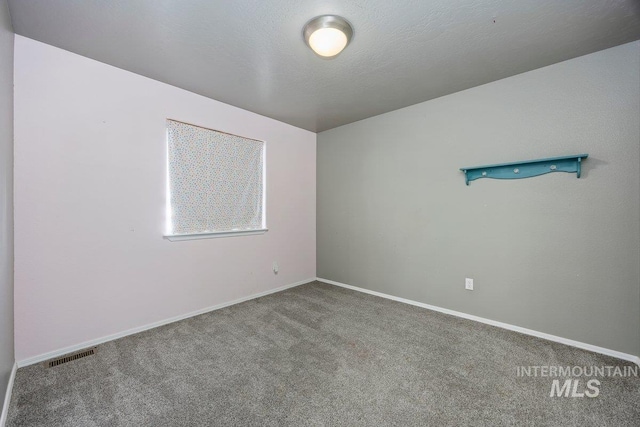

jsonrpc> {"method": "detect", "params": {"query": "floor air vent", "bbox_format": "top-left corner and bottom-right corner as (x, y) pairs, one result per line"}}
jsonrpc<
(46, 347), (97, 368)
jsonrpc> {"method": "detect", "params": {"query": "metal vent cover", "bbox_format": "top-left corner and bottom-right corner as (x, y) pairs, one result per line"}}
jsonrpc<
(46, 347), (97, 368)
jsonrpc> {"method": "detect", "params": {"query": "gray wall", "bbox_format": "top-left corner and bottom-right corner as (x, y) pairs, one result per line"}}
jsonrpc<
(0, 0), (13, 410)
(318, 41), (640, 356)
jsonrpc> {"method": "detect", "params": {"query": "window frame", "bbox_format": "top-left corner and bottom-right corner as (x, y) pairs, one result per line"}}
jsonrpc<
(163, 119), (267, 242)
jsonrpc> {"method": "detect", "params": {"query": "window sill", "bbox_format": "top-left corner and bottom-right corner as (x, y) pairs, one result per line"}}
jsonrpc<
(163, 229), (268, 241)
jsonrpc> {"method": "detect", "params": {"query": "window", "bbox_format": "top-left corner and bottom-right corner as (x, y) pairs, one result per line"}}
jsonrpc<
(165, 119), (266, 241)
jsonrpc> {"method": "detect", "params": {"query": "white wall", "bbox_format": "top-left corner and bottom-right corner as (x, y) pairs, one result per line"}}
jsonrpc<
(318, 41), (640, 356)
(14, 36), (316, 363)
(0, 0), (14, 410)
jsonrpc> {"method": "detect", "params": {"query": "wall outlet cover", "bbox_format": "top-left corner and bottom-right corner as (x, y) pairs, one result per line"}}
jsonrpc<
(465, 278), (474, 290)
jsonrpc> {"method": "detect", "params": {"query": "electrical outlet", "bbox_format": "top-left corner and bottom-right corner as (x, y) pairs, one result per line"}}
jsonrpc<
(465, 278), (474, 290)
(273, 261), (279, 275)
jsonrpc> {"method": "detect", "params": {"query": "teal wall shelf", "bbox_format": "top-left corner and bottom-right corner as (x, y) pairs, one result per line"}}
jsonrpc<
(460, 154), (588, 185)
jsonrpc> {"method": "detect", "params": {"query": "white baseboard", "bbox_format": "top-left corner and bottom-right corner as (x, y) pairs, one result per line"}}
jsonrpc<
(317, 277), (640, 366)
(0, 362), (17, 427)
(16, 276), (640, 369)
(17, 278), (316, 368)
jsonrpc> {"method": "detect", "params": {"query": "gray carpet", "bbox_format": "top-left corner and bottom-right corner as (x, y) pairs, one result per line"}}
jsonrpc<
(7, 281), (640, 426)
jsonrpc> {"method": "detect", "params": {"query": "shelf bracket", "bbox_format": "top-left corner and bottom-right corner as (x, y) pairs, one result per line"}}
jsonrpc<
(460, 154), (588, 185)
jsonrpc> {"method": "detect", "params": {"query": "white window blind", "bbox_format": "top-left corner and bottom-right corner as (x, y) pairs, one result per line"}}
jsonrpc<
(165, 119), (266, 240)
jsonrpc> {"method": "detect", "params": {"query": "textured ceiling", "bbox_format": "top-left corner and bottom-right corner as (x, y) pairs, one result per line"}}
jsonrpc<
(7, 0), (640, 132)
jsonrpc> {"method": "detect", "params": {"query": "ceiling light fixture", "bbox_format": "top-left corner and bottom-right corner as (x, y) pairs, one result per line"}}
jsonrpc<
(303, 15), (353, 58)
